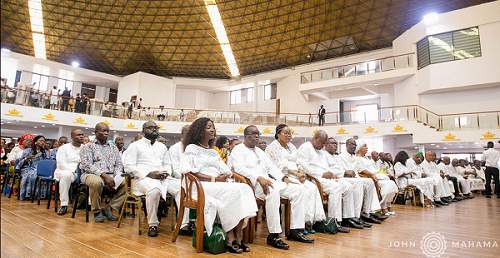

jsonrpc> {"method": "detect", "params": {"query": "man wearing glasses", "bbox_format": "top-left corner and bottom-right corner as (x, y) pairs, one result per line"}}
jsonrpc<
(230, 125), (313, 250)
(123, 121), (181, 237)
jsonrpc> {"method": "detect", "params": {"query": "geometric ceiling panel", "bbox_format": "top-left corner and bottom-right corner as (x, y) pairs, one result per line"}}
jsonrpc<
(1, 0), (493, 79)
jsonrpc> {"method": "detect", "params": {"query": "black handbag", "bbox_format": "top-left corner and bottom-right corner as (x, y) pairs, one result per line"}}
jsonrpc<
(313, 217), (338, 235)
(393, 192), (406, 205)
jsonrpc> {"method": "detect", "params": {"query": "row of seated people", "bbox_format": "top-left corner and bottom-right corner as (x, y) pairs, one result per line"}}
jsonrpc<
(3, 119), (496, 254)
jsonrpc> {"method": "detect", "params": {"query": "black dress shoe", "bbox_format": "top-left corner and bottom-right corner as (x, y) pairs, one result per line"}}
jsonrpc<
(148, 226), (158, 237)
(286, 229), (314, 243)
(370, 213), (388, 220)
(449, 198), (458, 202)
(335, 219), (350, 233)
(441, 198), (450, 203)
(436, 200), (449, 206)
(57, 206), (67, 216)
(342, 218), (363, 229)
(455, 196), (464, 201)
(432, 201), (441, 207)
(361, 214), (381, 224)
(267, 234), (290, 249)
(486, 195), (491, 198)
(358, 219), (373, 228)
(101, 209), (118, 221)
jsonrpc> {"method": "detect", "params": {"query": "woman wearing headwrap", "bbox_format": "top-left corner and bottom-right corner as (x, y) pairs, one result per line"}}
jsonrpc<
(354, 141), (398, 216)
(6, 134), (35, 166)
(16, 135), (49, 200)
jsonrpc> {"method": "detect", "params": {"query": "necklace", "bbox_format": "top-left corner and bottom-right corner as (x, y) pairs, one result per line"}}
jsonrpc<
(198, 142), (209, 149)
(280, 141), (292, 154)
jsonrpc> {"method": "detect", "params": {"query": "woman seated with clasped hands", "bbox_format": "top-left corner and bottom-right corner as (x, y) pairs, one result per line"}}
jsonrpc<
(180, 118), (258, 254)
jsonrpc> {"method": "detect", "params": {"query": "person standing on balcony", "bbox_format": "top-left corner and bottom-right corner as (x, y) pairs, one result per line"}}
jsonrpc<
(482, 141), (500, 198)
(61, 87), (71, 111)
(318, 105), (325, 126)
(50, 86), (59, 110)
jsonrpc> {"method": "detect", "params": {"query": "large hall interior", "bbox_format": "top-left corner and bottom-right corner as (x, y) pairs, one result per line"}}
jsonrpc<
(1, 0), (500, 257)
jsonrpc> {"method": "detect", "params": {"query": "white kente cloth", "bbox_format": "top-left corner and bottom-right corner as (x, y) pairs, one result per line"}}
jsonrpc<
(266, 140), (326, 223)
(339, 151), (381, 212)
(423, 160), (453, 200)
(124, 138), (186, 227)
(454, 166), (471, 195)
(230, 143), (305, 234)
(394, 161), (435, 200)
(325, 151), (373, 216)
(470, 166), (486, 191)
(181, 144), (257, 236)
(54, 143), (82, 206)
(354, 156), (398, 209)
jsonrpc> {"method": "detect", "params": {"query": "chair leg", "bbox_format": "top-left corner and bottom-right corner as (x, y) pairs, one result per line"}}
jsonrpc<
(284, 200), (291, 236)
(47, 181), (53, 209)
(138, 198), (142, 235)
(132, 203), (136, 218)
(54, 181), (59, 212)
(71, 188), (79, 218)
(195, 209), (204, 253)
(16, 175), (22, 200)
(117, 199), (127, 228)
(85, 186), (89, 222)
(171, 202), (186, 242)
(171, 197), (175, 231)
(37, 180), (44, 205)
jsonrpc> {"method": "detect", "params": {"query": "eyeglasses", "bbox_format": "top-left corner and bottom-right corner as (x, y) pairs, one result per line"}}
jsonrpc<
(144, 126), (159, 131)
(281, 132), (292, 136)
(327, 142), (338, 145)
(347, 143), (357, 146)
(245, 132), (261, 137)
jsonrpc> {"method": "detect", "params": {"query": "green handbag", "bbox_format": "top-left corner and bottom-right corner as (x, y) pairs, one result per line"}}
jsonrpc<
(192, 225), (227, 254)
(313, 217), (338, 235)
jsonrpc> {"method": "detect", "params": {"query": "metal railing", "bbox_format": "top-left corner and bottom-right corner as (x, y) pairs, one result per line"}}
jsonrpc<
(1, 86), (499, 131)
(300, 53), (415, 84)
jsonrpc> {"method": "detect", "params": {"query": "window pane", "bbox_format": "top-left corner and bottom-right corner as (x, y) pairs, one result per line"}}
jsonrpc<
(344, 65), (355, 77)
(429, 33), (454, 64)
(230, 91), (236, 105)
(39, 75), (48, 91)
(235, 90), (241, 104)
(65, 81), (73, 92)
(452, 28), (481, 59)
(247, 88), (253, 103)
(264, 85), (271, 100)
(57, 79), (66, 91)
(355, 62), (368, 76)
(417, 38), (430, 69)
(31, 73), (40, 89)
(367, 60), (381, 74)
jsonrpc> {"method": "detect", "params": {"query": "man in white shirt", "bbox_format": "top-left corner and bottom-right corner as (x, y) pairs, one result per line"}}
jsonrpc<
(421, 152), (453, 205)
(436, 156), (463, 201)
(54, 129), (85, 216)
(372, 151), (381, 170)
(482, 141), (500, 198)
(450, 158), (472, 199)
(230, 125), (313, 250)
(167, 124), (191, 235)
(324, 137), (381, 229)
(338, 138), (386, 224)
(124, 121), (175, 237)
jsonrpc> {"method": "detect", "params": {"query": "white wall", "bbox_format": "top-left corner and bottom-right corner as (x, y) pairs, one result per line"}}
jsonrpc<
(117, 72), (140, 105)
(175, 89), (213, 109)
(419, 86), (500, 114)
(137, 72), (176, 108)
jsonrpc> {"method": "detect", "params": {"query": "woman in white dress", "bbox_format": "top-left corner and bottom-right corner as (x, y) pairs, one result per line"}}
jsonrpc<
(354, 141), (398, 216)
(50, 86), (59, 110)
(393, 151), (436, 208)
(180, 118), (258, 253)
(265, 124), (326, 234)
(468, 160), (486, 192)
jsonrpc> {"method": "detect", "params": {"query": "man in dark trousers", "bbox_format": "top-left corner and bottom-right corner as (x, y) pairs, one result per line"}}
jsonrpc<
(318, 105), (326, 126)
(61, 87), (71, 111)
(482, 141), (500, 198)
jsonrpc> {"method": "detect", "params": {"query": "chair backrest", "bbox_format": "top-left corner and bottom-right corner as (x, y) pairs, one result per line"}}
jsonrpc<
(75, 163), (81, 184)
(14, 159), (20, 173)
(181, 173), (205, 209)
(37, 160), (57, 177)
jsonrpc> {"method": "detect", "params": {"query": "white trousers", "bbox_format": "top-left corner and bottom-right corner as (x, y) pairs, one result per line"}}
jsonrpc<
(431, 176), (452, 201)
(54, 170), (77, 206)
(341, 177), (367, 216)
(457, 177), (471, 194)
(319, 178), (355, 222)
(255, 180), (306, 234)
(167, 178), (190, 229)
(378, 179), (398, 209)
(289, 177), (325, 223)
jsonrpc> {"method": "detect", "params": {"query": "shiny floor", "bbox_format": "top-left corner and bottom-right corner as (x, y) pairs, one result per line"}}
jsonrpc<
(1, 193), (499, 257)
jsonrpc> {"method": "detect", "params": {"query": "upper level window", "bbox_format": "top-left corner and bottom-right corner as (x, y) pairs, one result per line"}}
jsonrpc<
(351, 104), (378, 123)
(81, 83), (96, 98)
(230, 90), (241, 105)
(30, 73), (48, 91)
(246, 88), (254, 103)
(417, 27), (481, 69)
(57, 78), (73, 92)
(264, 84), (277, 100)
(109, 89), (117, 103)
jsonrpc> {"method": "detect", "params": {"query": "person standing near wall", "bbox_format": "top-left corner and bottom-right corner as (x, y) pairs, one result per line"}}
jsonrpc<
(482, 141), (500, 198)
(318, 105), (325, 126)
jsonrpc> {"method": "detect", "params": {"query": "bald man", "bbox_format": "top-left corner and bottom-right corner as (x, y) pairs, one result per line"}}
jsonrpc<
(421, 152), (453, 206)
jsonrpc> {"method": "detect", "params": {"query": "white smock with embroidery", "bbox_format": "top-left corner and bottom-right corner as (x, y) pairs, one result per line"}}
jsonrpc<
(355, 156), (398, 209)
(180, 144), (257, 236)
(394, 161), (435, 200)
(266, 140), (326, 223)
(470, 166), (486, 191)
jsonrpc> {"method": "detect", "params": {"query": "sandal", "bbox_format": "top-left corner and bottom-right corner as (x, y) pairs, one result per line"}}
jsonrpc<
(240, 240), (250, 252)
(227, 240), (243, 253)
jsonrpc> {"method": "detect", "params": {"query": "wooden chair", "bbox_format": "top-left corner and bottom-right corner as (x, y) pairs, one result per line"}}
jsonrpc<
(393, 178), (419, 206)
(117, 173), (145, 235)
(232, 172), (290, 244)
(172, 172), (205, 253)
(306, 174), (329, 213)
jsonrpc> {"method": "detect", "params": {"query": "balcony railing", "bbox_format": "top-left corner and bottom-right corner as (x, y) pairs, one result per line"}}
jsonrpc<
(300, 53), (415, 84)
(1, 86), (499, 131)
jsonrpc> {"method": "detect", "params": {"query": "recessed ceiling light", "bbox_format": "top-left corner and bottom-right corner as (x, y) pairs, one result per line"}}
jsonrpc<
(443, 147), (447, 149)
(34, 126), (37, 128)
(72, 61), (79, 67)
(1, 48), (11, 52)
(124, 134), (127, 136)
(52, 123), (56, 126)
(113, 131), (116, 133)
(458, 146), (463, 148)
(85, 128), (89, 130)
(374, 83), (379, 86)
(7, 122), (11, 124)
(431, 144), (435, 145)
(414, 147), (418, 149)
(92, 132), (95, 134)
(41, 125), (45, 127)
(423, 13), (438, 25)
(436, 146), (440, 147)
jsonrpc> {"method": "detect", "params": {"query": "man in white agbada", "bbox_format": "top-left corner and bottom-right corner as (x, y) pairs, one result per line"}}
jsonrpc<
(422, 152), (454, 205)
(168, 124), (191, 235)
(339, 139), (389, 224)
(124, 121), (179, 237)
(436, 156), (464, 201)
(297, 132), (357, 232)
(230, 125), (313, 250)
(451, 158), (474, 199)
(54, 129), (85, 216)
(323, 137), (381, 229)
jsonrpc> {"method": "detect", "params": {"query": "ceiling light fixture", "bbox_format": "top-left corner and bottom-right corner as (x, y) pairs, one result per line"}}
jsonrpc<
(204, 0), (240, 77)
(72, 61), (79, 67)
(1, 48), (10, 53)
(374, 83), (379, 86)
(423, 13), (439, 25)
(28, 0), (47, 59)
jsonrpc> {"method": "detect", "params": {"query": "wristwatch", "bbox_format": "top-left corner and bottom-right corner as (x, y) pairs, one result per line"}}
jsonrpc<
(281, 175), (288, 182)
